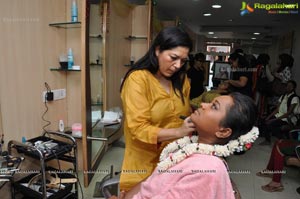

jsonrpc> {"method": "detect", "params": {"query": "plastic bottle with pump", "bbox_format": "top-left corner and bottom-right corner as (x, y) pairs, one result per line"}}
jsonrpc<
(68, 48), (74, 69)
(71, 0), (78, 22)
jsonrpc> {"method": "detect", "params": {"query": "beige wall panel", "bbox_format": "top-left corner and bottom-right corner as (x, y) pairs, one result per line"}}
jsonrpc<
(0, 0), (82, 171)
(131, 5), (148, 61)
(106, 1), (132, 109)
(132, 5), (148, 36)
(0, 0), (69, 146)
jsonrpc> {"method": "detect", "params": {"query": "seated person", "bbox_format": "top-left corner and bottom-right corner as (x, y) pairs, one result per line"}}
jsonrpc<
(257, 139), (299, 192)
(111, 92), (258, 199)
(259, 80), (299, 145)
(190, 81), (230, 108)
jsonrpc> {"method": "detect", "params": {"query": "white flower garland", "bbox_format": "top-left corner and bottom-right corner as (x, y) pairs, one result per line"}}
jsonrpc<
(158, 126), (259, 171)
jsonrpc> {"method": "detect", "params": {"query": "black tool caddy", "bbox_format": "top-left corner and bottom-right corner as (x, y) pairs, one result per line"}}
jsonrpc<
(8, 131), (78, 199)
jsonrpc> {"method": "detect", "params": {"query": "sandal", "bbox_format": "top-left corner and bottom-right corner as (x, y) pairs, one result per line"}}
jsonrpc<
(256, 171), (272, 178)
(261, 184), (284, 192)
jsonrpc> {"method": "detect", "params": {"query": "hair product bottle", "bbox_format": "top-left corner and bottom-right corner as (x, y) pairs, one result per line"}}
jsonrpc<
(71, 0), (78, 22)
(68, 48), (74, 69)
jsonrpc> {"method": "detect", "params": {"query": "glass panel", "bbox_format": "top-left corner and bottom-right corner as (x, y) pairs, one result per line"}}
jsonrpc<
(89, 2), (105, 167)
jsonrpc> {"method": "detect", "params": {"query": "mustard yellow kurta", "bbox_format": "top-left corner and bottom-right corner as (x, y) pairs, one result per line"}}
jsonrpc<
(120, 70), (191, 191)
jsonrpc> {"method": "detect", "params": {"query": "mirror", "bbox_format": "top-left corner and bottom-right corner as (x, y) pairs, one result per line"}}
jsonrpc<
(82, 0), (152, 187)
(89, 1), (105, 163)
(82, 0), (109, 186)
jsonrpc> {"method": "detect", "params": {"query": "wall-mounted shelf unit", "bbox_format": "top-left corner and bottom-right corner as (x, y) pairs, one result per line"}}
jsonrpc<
(125, 35), (147, 40)
(91, 102), (103, 106)
(49, 21), (81, 28)
(50, 68), (81, 72)
(90, 63), (103, 67)
(89, 34), (102, 38)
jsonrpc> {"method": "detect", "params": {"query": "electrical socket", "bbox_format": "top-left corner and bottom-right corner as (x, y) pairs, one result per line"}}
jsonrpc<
(42, 89), (66, 102)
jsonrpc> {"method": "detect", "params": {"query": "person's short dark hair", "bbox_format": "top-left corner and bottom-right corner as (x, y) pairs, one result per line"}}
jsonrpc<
(279, 53), (294, 68)
(256, 53), (270, 66)
(234, 49), (244, 54)
(194, 53), (205, 61)
(220, 92), (256, 141)
(229, 52), (249, 68)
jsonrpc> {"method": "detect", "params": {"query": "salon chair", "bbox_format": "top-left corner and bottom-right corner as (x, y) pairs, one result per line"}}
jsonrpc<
(100, 172), (120, 198)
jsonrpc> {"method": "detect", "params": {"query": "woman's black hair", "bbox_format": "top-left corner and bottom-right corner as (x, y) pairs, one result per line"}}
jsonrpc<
(229, 52), (249, 68)
(256, 53), (270, 66)
(220, 92), (257, 141)
(120, 26), (193, 103)
(277, 53), (294, 72)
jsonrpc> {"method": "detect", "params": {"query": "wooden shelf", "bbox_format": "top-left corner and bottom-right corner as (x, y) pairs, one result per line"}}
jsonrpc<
(49, 21), (81, 28)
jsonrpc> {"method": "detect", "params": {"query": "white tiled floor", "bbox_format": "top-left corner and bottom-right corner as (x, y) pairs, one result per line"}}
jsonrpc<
(79, 137), (300, 199)
(227, 137), (300, 199)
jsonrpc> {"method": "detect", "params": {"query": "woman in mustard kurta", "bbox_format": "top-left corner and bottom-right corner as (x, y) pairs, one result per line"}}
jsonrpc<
(119, 27), (196, 191)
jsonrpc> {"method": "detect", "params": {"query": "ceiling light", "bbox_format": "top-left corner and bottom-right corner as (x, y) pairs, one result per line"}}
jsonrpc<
(212, 4), (221, 8)
(208, 32), (214, 34)
(213, 36), (218, 39)
(251, 37), (256, 40)
(253, 32), (260, 35)
(203, 13), (212, 16)
(228, 19), (233, 22)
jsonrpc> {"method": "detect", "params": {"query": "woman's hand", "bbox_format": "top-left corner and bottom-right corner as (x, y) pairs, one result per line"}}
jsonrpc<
(108, 191), (126, 199)
(158, 117), (196, 142)
(177, 116), (196, 137)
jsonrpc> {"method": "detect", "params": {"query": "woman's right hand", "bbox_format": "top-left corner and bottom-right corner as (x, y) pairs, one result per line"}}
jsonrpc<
(177, 117), (196, 137)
